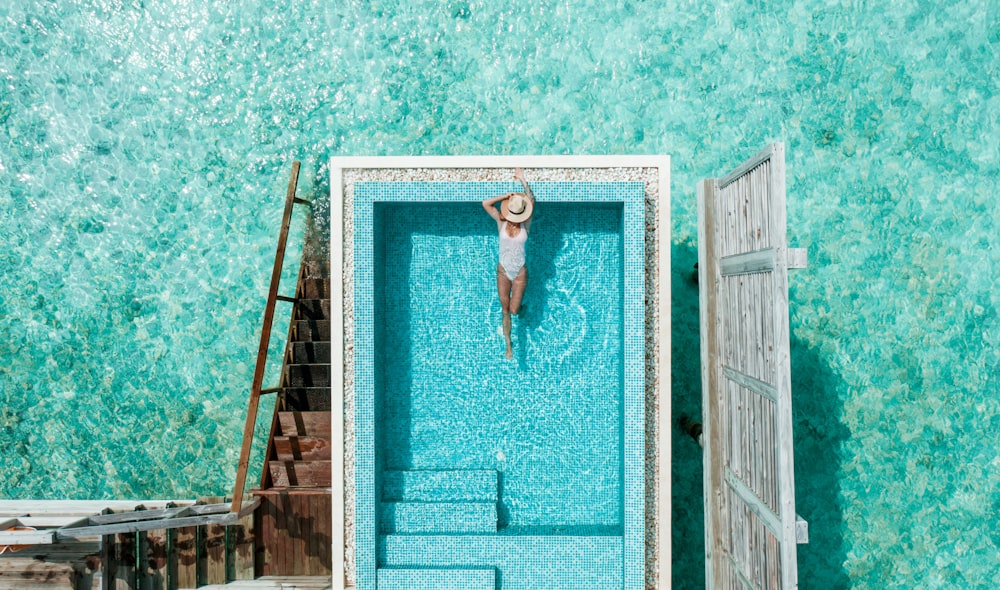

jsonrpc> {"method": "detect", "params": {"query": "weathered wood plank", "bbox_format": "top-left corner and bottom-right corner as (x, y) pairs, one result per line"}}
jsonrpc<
(698, 176), (727, 590)
(257, 497), (274, 577)
(268, 461), (332, 488)
(273, 436), (332, 461)
(0, 557), (75, 589)
(139, 528), (167, 590)
(0, 501), (193, 517)
(173, 526), (197, 590)
(0, 529), (54, 545)
(230, 511), (255, 581)
(89, 507), (188, 526)
(276, 494), (288, 577)
(58, 513), (239, 539)
(277, 412), (332, 437)
(107, 531), (137, 590)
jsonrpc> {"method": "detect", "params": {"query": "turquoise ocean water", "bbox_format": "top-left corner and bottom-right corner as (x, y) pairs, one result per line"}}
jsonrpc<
(1, 1), (997, 587)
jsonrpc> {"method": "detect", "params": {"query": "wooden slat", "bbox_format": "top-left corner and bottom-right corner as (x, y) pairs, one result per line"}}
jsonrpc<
(725, 468), (781, 538)
(173, 526), (197, 590)
(257, 497), (275, 577)
(698, 177), (726, 590)
(277, 493), (288, 578)
(788, 248), (808, 269)
(89, 507), (188, 525)
(718, 143), (776, 189)
(273, 436), (332, 461)
(198, 498), (227, 586)
(57, 512), (239, 539)
(230, 510), (255, 581)
(139, 528), (167, 590)
(111, 531), (137, 590)
(0, 529), (54, 545)
(311, 494), (329, 574)
(720, 248), (775, 276)
(0, 501), (194, 516)
(0, 558), (75, 588)
(796, 514), (809, 544)
(723, 366), (777, 403)
(277, 412), (332, 437)
(268, 462), (332, 488)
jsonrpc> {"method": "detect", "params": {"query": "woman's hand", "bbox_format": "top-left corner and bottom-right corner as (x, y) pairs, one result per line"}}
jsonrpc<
(514, 167), (526, 182)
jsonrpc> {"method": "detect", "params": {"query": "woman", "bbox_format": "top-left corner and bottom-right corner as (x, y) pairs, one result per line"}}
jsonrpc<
(482, 168), (535, 359)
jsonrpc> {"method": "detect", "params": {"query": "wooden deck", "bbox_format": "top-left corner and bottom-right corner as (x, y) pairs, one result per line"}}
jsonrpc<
(0, 497), (332, 590)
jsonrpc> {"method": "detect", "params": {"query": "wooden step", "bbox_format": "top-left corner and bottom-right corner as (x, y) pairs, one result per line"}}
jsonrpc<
(295, 299), (330, 321)
(292, 320), (330, 341)
(299, 278), (332, 299)
(268, 461), (331, 487)
(377, 568), (495, 590)
(289, 342), (331, 364)
(300, 260), (330, 280)
(273, 436), (331, 461)
(282, 388), (332, 411)
(286, 364), (330, 387)
(277, 412), (331, 437)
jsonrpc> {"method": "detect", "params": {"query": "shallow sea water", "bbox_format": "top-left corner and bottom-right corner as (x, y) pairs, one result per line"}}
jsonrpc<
(1, 0), (997, 588)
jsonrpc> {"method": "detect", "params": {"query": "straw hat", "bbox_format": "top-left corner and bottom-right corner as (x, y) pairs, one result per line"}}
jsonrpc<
(501, 193), (533, 223)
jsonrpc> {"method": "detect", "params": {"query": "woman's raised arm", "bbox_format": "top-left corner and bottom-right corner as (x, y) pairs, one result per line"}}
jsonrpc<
(482, 194), (505, 224)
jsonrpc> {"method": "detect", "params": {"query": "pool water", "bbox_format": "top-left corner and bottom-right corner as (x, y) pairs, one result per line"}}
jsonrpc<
(354, 180), (646, 588)
(377, 202), (623, 529)
(2, 0), (997, 587)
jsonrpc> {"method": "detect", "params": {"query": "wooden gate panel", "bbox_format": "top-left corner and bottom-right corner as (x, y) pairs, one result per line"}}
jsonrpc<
(700, 143), (806, 590)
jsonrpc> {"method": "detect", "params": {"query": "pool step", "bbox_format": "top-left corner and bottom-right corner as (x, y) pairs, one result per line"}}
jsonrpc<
(380, 501), (497, 534)
(376, 567), (495, 590)
(383, 470), (498, 502)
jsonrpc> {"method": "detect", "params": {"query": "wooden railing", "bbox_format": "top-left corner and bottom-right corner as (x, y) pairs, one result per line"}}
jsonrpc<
(231, 161), (309, 511)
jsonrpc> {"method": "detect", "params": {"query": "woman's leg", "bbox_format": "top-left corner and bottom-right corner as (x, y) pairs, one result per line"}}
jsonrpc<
(509, 266), (528, 315)
(497, 264), (513, 358)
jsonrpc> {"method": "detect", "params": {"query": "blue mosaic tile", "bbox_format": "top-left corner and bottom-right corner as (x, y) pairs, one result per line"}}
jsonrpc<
(377, 567), (496, 590)
(380, 501), (498, 534)
(383, 469), (499, 502)
(379, 534), (624, 590)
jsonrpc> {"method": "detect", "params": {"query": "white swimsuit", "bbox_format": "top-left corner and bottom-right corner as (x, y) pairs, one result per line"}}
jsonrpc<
(499, 221), (527, 281)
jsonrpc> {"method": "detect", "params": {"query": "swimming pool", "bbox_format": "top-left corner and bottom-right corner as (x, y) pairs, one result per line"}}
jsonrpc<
(348, 166), (653, 589)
